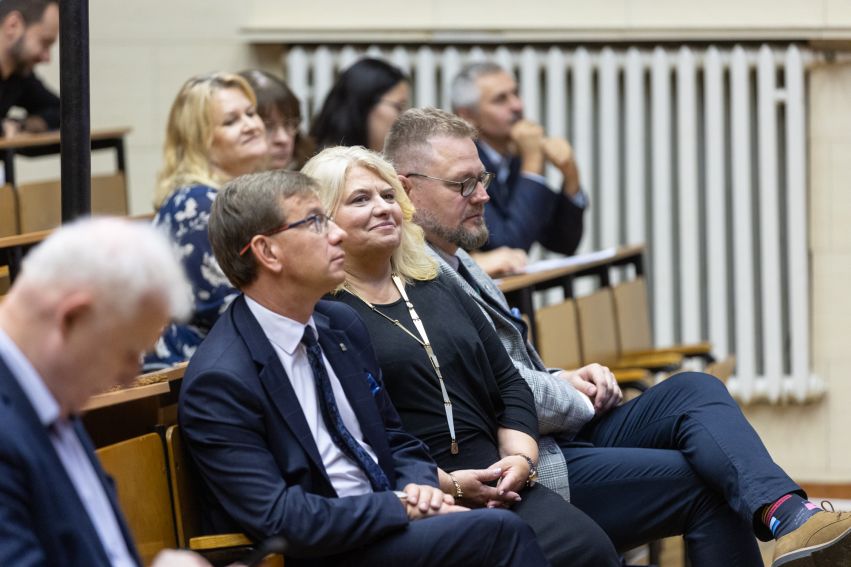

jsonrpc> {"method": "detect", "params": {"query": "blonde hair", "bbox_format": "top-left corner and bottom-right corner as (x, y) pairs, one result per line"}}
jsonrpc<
(154, 72), (257, 208)
(301, 145), (437, 284)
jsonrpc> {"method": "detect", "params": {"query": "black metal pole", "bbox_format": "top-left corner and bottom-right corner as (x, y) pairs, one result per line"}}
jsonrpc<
(59, 0), (90, 222)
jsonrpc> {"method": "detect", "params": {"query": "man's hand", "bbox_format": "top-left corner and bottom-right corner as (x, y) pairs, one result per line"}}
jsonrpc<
(487, 455), (530, 508)
(2, 119), (21, 138)
(560, 364), (622, 415)
(470, 247), (528, 277)
(22, 115), (48, 134)
(510, 120), (545, 174)
(401, 483), (467, 520)
(151, 550), (212, 566)
(542, 137), (581, 197)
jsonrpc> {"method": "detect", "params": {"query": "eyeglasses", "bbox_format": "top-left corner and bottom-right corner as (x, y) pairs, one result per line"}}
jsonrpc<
(404, 171), (495, 198)
(238, 213), (332, 256)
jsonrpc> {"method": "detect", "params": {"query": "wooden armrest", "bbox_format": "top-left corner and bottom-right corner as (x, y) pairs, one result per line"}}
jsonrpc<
(610, 367), (652, 383)
(616, 352), (683, 371)
(704, 355), (736, 382)
(189, 533), (253, 551)
(622, 341), (713, 360)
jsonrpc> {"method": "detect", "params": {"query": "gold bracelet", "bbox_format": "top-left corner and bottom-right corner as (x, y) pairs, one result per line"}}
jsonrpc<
(447, 472), (463, 500)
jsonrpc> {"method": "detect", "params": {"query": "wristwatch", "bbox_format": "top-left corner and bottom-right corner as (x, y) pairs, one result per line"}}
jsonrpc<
(514, 453), (538, 487)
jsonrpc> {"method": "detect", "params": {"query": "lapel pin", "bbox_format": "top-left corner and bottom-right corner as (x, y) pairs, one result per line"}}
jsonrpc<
(339, 343), (347, 352)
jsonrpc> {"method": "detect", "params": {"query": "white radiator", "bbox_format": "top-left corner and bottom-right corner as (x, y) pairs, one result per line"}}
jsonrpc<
(286, 44), (822, 404)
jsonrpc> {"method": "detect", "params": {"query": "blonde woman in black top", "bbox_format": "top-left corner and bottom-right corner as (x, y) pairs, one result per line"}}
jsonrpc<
(303, 145), (619, 567)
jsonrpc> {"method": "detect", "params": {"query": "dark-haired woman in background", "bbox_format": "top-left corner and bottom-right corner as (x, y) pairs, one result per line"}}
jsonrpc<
(310, 58), (409, 152)
(239, 69), (315, 170)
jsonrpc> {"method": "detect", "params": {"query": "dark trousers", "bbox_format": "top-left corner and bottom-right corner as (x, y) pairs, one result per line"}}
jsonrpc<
(512, 483), (621, 567)
(316, 508), (546, 567)
(562, 372), (802, 567)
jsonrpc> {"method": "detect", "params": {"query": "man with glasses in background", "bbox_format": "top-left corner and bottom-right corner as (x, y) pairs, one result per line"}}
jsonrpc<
(179, 169), (548, 566)
(451, 62), (586, 276)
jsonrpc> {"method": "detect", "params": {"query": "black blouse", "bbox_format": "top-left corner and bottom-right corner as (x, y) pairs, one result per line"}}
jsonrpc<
(334, 276), (537, 472)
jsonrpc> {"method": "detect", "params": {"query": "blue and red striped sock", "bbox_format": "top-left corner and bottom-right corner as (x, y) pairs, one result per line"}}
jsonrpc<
(761, 494), (822, 539)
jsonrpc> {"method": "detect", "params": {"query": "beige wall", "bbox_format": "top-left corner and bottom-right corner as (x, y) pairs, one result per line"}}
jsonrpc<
(14, 1), (851, 483)
(247, 0), (851, 41)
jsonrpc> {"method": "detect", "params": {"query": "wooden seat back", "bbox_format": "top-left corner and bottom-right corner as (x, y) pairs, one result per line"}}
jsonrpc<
(612, 277), (654, 352)
(575, 287), (621, 366)
(535, 299), (582, 369)
(96, 433), (176, 565)
(18, 172), (128, 232)
(165, 425), (256, 556)
(613, 276), (713, 361)
(165, 424), (202, 548)
(0, 183), (18, 236)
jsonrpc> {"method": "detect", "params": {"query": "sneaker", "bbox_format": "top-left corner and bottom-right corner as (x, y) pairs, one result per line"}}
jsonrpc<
(771, 502), (851, 566)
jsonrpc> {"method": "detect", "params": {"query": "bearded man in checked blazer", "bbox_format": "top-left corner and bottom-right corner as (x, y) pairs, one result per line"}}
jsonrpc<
(385, 106), (851, 567)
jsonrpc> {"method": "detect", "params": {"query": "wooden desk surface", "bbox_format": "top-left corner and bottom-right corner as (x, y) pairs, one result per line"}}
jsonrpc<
(82, 362), (187, 412)
(0, 228), (52, 249)
(0, 127), (131, 150)
(0, 214), (154, 257)
(83, 380), (172, 412)
(497, 244), (645, 293)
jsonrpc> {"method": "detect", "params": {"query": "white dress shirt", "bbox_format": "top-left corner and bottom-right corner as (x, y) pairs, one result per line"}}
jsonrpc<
(245, 297), (379, 497)
(0, 328), (136, 567)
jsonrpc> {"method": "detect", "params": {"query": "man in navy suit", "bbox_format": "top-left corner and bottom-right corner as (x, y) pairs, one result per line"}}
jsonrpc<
(179, 169), (547, 567)
(450, 62), (586, 276)
(0, 218), (207, 566)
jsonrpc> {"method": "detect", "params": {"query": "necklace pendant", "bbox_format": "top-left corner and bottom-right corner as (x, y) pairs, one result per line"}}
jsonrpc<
(450, 440), (459, 455)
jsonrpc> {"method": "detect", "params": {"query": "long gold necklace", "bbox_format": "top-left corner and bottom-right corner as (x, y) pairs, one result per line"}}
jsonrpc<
(344, 275), (459, 455)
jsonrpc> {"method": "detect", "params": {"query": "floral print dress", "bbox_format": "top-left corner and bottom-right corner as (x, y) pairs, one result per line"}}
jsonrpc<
(143, 184), (238, 370)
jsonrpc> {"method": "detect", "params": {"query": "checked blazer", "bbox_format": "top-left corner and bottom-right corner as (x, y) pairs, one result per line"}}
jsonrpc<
(429, 246), (596, 501)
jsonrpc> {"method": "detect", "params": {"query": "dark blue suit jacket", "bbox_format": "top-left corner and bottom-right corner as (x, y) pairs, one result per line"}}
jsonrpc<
(179, 296), (438, 560)
(478, 141), (585, 255)
(0, 357), (140, 566)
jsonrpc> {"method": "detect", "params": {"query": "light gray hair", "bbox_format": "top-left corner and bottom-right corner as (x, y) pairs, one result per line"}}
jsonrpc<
(450, 62), (509, 112)
(18, 217), (192, 320)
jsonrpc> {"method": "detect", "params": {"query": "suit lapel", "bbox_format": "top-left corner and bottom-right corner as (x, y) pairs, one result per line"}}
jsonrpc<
(459, 251), (525, 322)
(231, 296), (328, 482)
(313, 311), (394, 480)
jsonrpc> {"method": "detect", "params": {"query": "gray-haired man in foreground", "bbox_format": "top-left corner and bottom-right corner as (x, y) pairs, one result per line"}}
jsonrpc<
(0, 217), (209, 566)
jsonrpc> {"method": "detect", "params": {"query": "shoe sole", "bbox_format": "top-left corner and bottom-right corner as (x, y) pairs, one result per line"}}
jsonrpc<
(772, 523), (851, 566)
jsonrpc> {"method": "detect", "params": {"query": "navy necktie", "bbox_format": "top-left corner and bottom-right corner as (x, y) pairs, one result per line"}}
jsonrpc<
(301, 326), (391, 492)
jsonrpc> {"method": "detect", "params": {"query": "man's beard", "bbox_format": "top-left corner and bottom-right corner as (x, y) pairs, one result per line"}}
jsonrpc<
(9, 37), (35, 76)
(414, 208), (489, 251)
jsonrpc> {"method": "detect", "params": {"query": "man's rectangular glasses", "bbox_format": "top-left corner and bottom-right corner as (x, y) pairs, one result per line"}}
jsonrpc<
(404, 171), (494, 198)
(239, 213), (331, 256)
